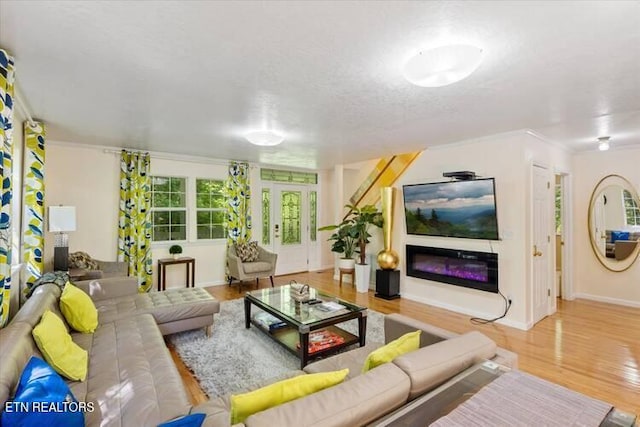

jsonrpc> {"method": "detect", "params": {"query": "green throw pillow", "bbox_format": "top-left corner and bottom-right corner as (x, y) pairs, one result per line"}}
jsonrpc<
(230, 369), (349, 424)
(362, 330), (421, 372)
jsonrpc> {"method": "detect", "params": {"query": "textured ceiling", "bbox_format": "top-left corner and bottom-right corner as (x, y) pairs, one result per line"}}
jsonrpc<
(1, 1), (639, 169)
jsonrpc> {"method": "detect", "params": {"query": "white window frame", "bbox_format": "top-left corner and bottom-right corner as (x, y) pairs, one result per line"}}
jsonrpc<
(150, 175), (188, 243)
(195, 178), (226, 241)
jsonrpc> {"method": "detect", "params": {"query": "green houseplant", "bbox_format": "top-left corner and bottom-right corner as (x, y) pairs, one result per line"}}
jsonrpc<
(318, 217), (358, 270)
(319, 204), (383, 285)
(169, 244), (183, 259)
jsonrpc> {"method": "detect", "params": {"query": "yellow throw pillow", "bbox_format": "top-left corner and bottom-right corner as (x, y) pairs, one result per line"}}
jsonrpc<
(32, 310), (88, 381)
(60, 281), (98, 333)
(362, 330), (421, 372)
(230, 369), (349, 424)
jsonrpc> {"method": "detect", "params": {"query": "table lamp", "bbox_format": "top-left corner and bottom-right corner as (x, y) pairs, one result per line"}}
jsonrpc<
(49, 206), (76, 271)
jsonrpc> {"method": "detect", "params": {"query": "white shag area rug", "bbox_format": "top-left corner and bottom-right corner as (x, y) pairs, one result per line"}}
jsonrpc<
(168, 298), (384, 399)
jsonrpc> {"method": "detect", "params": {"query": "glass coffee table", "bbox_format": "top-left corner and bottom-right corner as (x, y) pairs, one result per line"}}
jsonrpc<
(244, 284), (367, 369)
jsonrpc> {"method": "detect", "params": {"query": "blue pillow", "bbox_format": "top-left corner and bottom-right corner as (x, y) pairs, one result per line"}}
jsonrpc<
(611, 231), (630, 243)
(1, 357), (84, 427)
(158, 413), (206, 427)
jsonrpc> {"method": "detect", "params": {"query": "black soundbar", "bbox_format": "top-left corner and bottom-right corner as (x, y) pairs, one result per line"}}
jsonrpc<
(442, 171), (477, 180)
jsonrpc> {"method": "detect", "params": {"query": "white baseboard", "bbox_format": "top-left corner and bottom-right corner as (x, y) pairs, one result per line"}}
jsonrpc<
(573, 293), (640, 308)
(310, 264), (334, 272)
(402, 293), (531, 331)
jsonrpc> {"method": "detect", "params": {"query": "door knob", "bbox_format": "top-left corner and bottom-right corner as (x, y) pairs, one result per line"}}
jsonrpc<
(533, 245), (543, 257)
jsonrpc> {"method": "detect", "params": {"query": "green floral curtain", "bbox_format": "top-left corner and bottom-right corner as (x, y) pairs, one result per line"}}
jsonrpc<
(225, 161), (251, 247)
(0, 49), (15, 327)
(22, 122), (46, 292)
(117, 150), (152, 292)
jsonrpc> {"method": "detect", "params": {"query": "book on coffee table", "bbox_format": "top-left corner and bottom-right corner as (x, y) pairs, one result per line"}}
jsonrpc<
(253, 312), (288, 331)
(297, 329), (346, 354)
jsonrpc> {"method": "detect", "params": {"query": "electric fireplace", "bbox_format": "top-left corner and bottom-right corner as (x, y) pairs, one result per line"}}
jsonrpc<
(406, 245), (498, 293)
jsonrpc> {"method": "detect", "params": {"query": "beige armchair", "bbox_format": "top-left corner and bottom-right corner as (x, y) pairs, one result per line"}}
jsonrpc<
(68, 251), (128, 280)
(227, 245), (277, 291)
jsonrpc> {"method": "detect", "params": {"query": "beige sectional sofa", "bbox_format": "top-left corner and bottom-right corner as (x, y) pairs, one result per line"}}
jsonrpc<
(0, 278), (221, 426)
(204, 313), (518, 427)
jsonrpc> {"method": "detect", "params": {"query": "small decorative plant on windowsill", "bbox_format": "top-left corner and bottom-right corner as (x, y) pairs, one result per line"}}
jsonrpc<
(169, 245), (183, 260)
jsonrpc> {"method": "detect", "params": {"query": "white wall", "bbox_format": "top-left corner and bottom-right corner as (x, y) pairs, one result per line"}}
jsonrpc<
(44, 141), (334, 289)
(44, 143), (121, 270)
(395, 131), (572, 330)
(572, 147), (640, 306)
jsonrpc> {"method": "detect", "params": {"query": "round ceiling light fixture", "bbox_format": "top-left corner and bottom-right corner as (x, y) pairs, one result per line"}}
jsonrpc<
(403, 44), (484, 88)
(245, 130), (284, 147)
(598, 136), (611, 151)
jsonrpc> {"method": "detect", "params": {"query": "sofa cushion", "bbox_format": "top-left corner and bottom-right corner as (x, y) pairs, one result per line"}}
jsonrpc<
(60, 282), (98, 333)
(96, 287), (219, 325)
(244, 363), (410, 427)
(303, 343), (383, 379)
(79, 314), (191, 426)
(242, 261), (272, 274)
(11, 284), (68, 330)
(236, 241), (259, 262)
(1, 356), (84, 427)
(393, 331), (497, 400)
(32, 311), (88, 381)
(363, 330), (421, 372)
(231, 369), (349, 424)
(69, 251), (100, 270)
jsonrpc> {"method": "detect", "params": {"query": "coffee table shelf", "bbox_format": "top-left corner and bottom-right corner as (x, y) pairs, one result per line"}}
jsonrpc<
(244, 285), (367, 368)
(253, 323), (360, 358)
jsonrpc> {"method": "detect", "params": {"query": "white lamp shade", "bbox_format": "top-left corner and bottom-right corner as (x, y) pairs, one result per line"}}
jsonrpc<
(403, 44), (484, 88)
(245, 130), (284, 146)
(48, 206), (76, 232)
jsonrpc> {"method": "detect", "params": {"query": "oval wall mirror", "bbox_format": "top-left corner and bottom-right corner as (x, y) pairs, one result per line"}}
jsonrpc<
(588, 174), (640, 272)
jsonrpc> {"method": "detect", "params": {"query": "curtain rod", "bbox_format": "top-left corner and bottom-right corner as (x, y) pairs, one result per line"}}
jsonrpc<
(14, 83), (37, 127)
(102, 148), (254, 167)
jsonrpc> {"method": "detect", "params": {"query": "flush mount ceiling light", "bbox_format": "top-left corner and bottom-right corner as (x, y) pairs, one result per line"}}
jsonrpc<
(403, 44), (484, 88)
(245, 130), (284, 147)
(598, 136), (611, 151)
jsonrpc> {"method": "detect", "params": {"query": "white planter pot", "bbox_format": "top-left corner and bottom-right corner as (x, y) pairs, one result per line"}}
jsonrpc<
(338, 258), (355, 270)
(354, 263), (370, 293)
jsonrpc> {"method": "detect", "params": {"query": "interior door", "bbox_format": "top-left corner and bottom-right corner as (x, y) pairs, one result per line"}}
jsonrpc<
(273, 184), (309, 275)
(593, 194), (606, 254)
(532, 165), (552, 324)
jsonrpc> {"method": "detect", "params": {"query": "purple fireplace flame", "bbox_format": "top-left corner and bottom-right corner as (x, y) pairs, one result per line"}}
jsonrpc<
(413, 254), (488, 283)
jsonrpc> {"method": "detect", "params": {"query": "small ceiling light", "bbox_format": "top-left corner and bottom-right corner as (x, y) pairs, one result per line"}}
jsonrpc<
(403, 44), (484, 88)
(245, 130), (284, 147)
(598, 136), (610, 151)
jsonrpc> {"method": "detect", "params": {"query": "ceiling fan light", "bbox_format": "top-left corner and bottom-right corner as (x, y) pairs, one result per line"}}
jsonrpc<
(403, 44), (484, 88)
(245, 130), (284, 146)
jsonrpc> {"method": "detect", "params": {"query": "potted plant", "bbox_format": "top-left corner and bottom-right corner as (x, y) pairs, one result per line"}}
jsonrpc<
(348, 204), (383, 292)
(169, 244), (183, 260)
(318, 219), (357, 271)
(319, 204), (383, 291)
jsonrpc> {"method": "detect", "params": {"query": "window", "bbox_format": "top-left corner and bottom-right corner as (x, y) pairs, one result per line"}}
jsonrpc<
(196, 178), (225, 239)
(310, 190), (317, 242)
(261, 168), (317, 184)
(151, 176), (186, 241)
(623, 190), (640, 226)
(262, 188), (270, 245)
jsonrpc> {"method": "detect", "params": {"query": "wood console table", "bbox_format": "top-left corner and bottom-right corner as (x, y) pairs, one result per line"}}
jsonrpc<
(157, 257), (195, 291)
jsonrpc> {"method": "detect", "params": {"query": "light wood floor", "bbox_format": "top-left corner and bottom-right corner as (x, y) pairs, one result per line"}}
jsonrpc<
(169, 270), (640, 415)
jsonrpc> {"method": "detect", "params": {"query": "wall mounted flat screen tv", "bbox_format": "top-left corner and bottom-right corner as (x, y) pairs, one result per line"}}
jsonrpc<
(403, 178), (499, 240)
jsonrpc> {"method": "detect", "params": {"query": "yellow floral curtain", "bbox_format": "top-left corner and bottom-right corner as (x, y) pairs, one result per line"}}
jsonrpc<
(22, 122), (46, 292)
(225, 161), (252, 247)
(0, 48), (15, 327)
(117, 150), (152, 292)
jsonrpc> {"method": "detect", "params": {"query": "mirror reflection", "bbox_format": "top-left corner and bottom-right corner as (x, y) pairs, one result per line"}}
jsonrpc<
(589, 175), (640, 272)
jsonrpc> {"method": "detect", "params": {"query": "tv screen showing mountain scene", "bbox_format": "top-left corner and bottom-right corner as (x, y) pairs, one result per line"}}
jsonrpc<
(403, 178), (499, 240)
